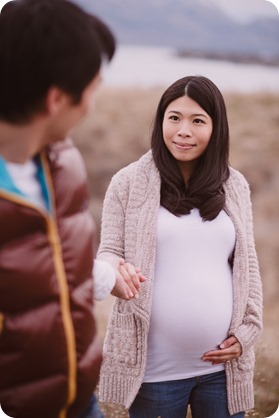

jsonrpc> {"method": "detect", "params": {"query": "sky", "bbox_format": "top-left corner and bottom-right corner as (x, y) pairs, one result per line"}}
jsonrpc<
(208, 0), (279, 22)
(0, 0), (278, 20)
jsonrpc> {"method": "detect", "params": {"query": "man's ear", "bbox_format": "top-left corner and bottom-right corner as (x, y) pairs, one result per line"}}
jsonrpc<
(45, 87), (70, 116)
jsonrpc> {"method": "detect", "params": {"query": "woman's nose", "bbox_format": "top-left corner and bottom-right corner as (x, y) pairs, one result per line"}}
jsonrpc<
(177, 122), (192, 137)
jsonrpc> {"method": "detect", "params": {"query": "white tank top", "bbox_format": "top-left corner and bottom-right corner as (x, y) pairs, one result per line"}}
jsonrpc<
(144, 207), (235, 382)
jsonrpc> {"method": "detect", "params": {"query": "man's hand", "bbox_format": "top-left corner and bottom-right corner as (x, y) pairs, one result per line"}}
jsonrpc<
(111, 258), (147, 300)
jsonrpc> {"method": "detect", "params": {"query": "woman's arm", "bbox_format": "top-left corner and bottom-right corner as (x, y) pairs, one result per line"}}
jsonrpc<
(97, 172), (128, 262)
(232, 180), (263, 354)
(96, 169), (146, 300)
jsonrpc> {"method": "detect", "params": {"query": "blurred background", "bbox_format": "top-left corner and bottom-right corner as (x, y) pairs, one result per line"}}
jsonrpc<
(73, 0), (279, 91)
(71, 1), (279, 417)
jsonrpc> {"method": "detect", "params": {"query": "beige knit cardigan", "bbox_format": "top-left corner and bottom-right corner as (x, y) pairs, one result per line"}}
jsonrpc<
(97, 151), (263, 415)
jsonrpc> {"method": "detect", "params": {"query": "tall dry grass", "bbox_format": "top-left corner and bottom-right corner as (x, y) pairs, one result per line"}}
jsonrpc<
(72, 87), (279, 418)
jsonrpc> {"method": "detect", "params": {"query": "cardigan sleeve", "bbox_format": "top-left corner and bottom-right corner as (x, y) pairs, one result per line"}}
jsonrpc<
(232, 180), (263, 353)
(97, 169), (130, 264)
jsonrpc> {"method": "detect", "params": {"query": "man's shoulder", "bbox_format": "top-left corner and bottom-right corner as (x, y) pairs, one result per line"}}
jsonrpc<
(46, 138), (84, 164)
(47, 137), (74, 153)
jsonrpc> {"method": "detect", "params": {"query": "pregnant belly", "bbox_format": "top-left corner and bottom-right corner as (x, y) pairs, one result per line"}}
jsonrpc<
(144, 281), (233, 381)
(150, 294), (232, 354)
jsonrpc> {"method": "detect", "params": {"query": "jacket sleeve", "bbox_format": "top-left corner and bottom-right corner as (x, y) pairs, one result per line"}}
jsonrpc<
(233, 180), (263, 353)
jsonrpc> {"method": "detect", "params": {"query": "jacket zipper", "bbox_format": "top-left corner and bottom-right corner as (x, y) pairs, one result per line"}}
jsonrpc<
(47, 217), (77, 418)
(41, 153), (77, 418)
(0, 312), (4, 336)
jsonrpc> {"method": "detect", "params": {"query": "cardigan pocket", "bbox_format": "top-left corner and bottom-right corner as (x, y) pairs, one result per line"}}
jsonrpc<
(233, 348), (255, 381)
(237, 348), (255, 372)
(107, 312), (141, 367)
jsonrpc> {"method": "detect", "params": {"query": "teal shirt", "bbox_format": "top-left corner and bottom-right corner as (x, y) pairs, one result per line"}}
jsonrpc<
(0, 155), (51, 212)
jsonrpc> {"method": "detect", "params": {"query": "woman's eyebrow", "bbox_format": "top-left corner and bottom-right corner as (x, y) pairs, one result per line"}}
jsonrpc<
(166, 110), (209, 118)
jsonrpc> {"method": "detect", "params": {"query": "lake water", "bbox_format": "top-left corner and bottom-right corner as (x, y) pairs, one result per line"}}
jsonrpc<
(103, 44), (279, 93)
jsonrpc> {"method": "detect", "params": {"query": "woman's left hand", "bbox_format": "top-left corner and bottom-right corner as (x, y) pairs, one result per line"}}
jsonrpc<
(202, 336), (242, 365)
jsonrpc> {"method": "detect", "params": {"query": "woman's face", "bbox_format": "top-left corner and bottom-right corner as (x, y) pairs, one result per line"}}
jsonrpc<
(162, 95), (213, 180)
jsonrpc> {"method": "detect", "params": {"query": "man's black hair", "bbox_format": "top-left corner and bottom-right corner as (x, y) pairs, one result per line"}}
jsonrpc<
(0, 0), (116, 123)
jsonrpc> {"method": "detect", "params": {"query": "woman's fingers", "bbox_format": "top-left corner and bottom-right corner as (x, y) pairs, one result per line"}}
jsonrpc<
(202, 337), (242, 364)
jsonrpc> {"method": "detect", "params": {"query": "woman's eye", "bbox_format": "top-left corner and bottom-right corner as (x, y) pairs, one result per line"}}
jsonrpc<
(193, 118), (205, 124)
(169, 115), (179, 121)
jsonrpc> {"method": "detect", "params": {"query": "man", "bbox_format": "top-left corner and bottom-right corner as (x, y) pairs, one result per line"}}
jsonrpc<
(0, 1), (115, 417)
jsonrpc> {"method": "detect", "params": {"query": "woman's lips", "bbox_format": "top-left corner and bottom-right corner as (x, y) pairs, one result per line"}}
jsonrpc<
(173, 141), (196, 150)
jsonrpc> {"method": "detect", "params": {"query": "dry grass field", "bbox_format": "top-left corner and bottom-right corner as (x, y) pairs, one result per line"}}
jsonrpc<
(72, 87), (279, 418)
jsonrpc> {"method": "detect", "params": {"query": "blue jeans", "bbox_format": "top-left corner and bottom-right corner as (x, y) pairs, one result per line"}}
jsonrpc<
(76, 394), (104, 418)
(129, 370), (245, 418)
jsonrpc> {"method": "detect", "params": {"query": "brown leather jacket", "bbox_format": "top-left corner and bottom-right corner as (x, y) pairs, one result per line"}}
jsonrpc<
(0, 139), (102, 418)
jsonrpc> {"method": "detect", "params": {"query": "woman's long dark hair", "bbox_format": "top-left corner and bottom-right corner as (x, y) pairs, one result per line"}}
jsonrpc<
(151, 75), (230, 221)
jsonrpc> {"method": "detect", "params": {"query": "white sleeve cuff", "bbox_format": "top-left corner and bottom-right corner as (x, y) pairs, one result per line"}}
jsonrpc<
(93, 259), (116, 301)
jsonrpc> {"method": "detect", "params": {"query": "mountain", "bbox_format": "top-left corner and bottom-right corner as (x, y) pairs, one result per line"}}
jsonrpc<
(74, 0), (279, 63)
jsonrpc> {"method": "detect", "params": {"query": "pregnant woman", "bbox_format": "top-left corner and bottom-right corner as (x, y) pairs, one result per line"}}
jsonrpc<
(97, 75), (263, 418)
